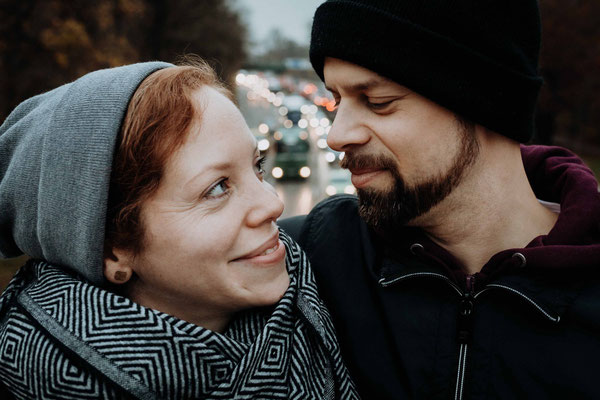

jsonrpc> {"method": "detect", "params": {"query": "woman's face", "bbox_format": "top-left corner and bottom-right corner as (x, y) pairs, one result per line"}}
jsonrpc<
(123, 86), (289, 330)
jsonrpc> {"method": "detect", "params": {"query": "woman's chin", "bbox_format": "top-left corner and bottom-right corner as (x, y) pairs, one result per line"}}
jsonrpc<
(249, 270), (290, 307)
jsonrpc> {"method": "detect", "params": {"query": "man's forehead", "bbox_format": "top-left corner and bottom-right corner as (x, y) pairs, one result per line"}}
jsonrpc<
(323, 57), (400, 92)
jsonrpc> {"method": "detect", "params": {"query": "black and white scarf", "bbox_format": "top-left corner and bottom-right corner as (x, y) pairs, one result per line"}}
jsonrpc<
(0, 231), (359, 399)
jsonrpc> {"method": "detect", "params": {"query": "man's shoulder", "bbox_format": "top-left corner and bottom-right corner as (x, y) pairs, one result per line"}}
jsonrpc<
(280, 194), (369, 251)
(301, 194), (372, 255)
(279, 194), (361, 242)
(307, 194), (360, 224)
(303, 194), (362, 238)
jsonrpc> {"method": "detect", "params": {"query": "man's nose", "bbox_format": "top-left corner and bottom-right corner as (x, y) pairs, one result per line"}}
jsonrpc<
(326, 101), (370, 152)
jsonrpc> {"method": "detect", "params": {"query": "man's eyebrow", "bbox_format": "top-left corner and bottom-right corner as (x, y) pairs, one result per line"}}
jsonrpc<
(326, 78), (389, 93)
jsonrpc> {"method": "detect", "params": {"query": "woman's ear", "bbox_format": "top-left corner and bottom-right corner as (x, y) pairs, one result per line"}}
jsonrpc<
(103, 247), (134, 285)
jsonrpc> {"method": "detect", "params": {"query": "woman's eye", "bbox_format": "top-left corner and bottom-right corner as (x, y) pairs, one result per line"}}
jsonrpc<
(255, 155), (266, 178)
(205, 179), (229, 199)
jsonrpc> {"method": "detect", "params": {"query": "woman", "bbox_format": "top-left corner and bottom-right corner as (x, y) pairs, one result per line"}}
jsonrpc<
(0, 61), (359, 399)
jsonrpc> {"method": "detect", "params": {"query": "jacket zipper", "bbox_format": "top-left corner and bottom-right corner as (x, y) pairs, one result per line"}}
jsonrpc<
(455, 274), (475, 400)
(380, 272), (470, 400)
(380, 272), (559, 400)
(474, 284), (560, 323)
(379, 272), (462, 295)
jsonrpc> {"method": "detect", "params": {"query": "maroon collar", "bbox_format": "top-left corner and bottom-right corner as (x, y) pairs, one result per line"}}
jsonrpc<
(382, 144), (600, 286)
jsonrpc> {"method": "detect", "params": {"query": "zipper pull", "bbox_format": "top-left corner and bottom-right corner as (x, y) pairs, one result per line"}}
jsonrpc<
(457, 275), (475, 343)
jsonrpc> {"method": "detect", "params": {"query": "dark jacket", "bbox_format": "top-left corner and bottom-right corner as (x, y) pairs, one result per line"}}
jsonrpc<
(281, 145), (600, 399)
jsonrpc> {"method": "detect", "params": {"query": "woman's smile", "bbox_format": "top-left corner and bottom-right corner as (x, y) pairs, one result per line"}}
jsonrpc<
(232, 237), (286, 266)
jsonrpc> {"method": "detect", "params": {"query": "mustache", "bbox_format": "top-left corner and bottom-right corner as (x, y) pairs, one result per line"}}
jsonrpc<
(340, 152), (398, 172)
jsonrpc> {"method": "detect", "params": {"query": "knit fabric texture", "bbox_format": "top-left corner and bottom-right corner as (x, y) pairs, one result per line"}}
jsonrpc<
(0, 62), (173, 284)
(310, 0), (544, 142)
(0, 231), (360, 399)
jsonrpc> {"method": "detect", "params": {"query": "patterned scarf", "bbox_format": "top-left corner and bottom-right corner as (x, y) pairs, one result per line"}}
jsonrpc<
(0, 231), (359, 399)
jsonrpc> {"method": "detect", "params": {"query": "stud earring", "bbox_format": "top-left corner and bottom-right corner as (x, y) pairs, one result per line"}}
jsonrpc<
(114, 271), (128, 281)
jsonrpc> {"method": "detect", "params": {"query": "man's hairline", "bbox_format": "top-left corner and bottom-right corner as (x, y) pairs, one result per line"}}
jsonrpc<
(323, 58), (398, 94)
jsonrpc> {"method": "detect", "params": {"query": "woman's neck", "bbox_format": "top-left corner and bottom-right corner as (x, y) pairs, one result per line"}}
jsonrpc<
(127, 281), (232, 332)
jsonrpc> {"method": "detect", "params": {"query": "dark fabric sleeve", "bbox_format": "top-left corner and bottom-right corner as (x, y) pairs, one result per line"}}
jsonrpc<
(278, 215), (307, 243)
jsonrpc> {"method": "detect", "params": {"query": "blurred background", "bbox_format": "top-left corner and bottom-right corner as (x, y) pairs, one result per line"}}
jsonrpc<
(1, 0), (599, 286)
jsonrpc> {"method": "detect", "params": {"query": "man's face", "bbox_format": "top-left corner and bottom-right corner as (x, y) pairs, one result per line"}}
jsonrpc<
(323, 57), (479, 232)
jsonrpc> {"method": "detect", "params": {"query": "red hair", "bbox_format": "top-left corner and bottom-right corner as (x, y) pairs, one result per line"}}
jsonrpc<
(105, 60), (231, 254)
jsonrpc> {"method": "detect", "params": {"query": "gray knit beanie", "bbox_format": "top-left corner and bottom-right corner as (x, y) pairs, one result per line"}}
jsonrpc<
(0, 61), (173, 284)
(310, 0), (544, 142)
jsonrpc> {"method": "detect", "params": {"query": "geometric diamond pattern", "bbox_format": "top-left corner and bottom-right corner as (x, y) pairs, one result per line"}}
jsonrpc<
(0, 230), (359, 399)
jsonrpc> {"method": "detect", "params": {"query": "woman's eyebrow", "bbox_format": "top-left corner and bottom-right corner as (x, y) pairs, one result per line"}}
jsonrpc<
(184, 143), (259, 190)
(183, 161), (230, 190)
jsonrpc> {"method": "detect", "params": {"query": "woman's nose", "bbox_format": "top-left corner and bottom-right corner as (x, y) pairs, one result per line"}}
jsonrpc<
(246, 179), (284, 227)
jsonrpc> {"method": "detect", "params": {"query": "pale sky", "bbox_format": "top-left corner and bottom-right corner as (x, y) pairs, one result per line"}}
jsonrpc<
(234, 0), (326, 52)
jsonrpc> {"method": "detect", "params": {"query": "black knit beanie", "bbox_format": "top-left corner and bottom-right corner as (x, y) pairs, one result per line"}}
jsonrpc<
(310, 0), (543, 142)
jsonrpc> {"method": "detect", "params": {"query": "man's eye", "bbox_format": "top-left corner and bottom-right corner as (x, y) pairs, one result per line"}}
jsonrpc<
(205, 179), (229, 199)
(367, 100), (394, 111)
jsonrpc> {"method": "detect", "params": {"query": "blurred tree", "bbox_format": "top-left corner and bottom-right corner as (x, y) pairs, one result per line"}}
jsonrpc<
(244, 28), (310, 73)
(148, 0), (246, 82)
(0, 0), (247, 121)
(0, 0), (150, 120)
(259, 28), (308, 63)
(536, 0), (600, 149)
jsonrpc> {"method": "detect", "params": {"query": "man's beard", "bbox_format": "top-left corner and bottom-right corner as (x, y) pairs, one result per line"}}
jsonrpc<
(340, 119), (479, 234)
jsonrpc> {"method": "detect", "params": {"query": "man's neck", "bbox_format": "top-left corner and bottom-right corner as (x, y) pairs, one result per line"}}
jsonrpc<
(411, 136), (559, 275)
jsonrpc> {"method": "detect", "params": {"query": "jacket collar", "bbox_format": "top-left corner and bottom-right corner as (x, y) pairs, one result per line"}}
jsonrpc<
(375, 145), (600, 321)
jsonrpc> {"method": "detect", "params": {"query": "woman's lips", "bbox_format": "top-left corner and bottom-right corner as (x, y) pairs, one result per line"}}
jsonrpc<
(234, 236), (286, 266)
(349, 168), (386, 188)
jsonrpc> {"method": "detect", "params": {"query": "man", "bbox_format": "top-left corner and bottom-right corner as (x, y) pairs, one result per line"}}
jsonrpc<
(280, 0), (600, 399)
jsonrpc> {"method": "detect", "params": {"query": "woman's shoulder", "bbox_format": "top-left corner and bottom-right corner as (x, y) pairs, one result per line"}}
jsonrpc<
(0, 260), (124, 398)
